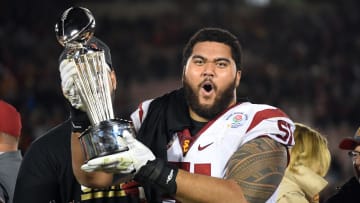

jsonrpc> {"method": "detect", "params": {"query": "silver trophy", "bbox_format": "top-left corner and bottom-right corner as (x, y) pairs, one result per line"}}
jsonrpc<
(55, 7), (131, 162)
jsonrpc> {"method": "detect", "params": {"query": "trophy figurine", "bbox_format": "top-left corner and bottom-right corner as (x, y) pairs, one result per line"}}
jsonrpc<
(55, 6), (132, 162)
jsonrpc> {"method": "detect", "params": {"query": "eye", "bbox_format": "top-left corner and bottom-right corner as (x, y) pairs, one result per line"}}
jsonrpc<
(193, 58), (205, 66)
(215, 60), (230, 68)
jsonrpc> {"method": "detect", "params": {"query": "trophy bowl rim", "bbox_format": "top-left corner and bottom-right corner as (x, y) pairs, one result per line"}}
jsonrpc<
(79, 118), (133, 162)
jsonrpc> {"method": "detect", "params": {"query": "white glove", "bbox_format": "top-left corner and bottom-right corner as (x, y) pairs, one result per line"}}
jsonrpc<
(59, 59), (85, 111)
(59, 59), (112, 111)
(81, 130), (156, 174)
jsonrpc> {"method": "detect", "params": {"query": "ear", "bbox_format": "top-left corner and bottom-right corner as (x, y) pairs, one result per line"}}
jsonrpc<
(110, 70), (117, 90)
(181, 65), (186, 83)
(235, 70), (241, 88)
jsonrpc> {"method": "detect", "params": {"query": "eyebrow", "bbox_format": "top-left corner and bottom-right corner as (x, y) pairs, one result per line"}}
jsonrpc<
(192, 55), (232, 63)
(192, 55), (205, 60)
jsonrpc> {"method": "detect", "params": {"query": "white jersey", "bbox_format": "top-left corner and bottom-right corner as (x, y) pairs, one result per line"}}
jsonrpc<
(131, 100), (295, 203)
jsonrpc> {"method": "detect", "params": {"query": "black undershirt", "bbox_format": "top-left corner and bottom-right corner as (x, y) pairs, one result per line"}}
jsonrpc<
(189, 119), (207, 136)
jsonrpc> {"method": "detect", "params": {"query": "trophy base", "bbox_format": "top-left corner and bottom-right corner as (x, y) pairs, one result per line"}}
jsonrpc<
(79, 118), (135, 162)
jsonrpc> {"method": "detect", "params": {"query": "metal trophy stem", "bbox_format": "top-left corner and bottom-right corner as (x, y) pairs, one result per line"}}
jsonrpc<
(72, 50), (114, 125)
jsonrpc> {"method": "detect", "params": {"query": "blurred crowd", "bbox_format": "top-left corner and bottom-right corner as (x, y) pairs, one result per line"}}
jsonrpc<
(0, 0), (359, 201)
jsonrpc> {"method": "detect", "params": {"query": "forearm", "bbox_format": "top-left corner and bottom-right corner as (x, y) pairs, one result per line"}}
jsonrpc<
(175, 170), (248, 203)
(71, 132), (114, 188)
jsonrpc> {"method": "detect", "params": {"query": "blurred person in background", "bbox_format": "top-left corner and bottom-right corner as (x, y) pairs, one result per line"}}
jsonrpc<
(276, 123), (331, 203)
(325, 127), (360, 203)
(0, 100), (22, 203)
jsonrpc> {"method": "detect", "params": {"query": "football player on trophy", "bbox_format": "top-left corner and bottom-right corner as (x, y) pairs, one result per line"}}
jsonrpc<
(55, 6), (132, 163)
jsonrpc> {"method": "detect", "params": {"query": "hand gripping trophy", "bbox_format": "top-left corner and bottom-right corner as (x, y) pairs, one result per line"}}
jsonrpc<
(55, 7), (132, 162)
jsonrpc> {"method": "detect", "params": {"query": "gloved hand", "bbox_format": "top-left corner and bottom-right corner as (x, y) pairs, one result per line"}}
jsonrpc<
(82, 131), (178, 196)
(59, 59), (91, 132)
(81, 130), (156, 174)
(59, 59), (85, 111)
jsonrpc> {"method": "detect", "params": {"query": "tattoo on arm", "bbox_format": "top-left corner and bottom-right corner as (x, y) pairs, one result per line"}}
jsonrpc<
(225, 136), (288, 203)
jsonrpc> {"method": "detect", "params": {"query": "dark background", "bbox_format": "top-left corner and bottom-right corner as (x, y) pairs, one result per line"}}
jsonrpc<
(1, 0), (359, 202)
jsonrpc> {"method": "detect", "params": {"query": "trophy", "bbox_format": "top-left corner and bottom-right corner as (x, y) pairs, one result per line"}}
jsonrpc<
(55, 7), (132, 162)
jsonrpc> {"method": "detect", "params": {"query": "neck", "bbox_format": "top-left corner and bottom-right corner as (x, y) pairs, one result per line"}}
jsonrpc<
(189, 109), (208, 122)
(0, 134), (19, 152)
(0, 143), (18, 152)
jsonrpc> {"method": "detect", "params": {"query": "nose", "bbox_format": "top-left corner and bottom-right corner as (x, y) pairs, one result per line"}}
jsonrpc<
(202, 62), (215, 77)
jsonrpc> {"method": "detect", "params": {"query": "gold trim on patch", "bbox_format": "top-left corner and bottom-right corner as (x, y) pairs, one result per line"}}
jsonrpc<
(81, 190), (126, 200)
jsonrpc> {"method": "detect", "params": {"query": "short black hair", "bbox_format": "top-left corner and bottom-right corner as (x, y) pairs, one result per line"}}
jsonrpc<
(59, 36), (112, 68)
(182, 27), (242, 70)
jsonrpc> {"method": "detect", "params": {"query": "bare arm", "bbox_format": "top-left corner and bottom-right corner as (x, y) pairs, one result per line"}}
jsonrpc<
(71, 132), (114, 187)
(174, 137), (288, 203)
(175, 170), (248, 203)
(226, 136), (288, 202)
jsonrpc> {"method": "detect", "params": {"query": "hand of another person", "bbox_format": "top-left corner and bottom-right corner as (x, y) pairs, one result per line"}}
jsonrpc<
(81, 130), (156, 174)
(59, 59), (85, 111)
(59, 59), (91, 132)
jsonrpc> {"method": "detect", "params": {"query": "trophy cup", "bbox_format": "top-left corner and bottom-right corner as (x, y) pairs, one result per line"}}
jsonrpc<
(55, 7), (132, 162)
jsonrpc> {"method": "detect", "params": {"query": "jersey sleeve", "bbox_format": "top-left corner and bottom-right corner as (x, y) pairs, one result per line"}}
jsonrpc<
(130, 99), (153, 133)
(244, 106), (295, 147)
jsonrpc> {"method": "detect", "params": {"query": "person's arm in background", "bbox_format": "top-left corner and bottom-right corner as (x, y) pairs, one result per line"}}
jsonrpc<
(71, 131), (115, 187)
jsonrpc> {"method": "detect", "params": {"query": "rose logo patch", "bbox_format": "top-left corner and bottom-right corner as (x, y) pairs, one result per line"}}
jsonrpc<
(226, 112), (248, 128)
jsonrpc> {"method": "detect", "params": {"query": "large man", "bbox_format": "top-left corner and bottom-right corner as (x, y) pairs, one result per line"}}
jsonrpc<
(64, 27), (295, 203)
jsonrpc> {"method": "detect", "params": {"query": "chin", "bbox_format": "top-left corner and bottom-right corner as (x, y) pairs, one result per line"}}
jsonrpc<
(198, 96), (215, 104)
(198, 101), (214, 110)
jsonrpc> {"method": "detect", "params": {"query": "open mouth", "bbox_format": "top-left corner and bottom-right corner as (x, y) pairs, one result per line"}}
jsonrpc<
(202, 81), (214, 93)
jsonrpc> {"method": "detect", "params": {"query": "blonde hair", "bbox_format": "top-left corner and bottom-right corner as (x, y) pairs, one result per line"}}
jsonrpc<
(288, 123), (331, 177)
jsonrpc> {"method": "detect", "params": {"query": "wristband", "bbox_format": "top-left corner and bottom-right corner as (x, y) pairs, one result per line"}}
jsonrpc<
(68, 104), (90, 133)
(134, 159), (178, 196)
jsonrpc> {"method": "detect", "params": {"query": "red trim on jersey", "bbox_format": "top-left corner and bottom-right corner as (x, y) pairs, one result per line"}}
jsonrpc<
(194, 102), (239, 137)
(138, 102), (144, 123)
(120, 181), (140, 196)
(177, 129), (192, 155)
(246, 108), (289, 133)
(194, 163), (211, 175)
